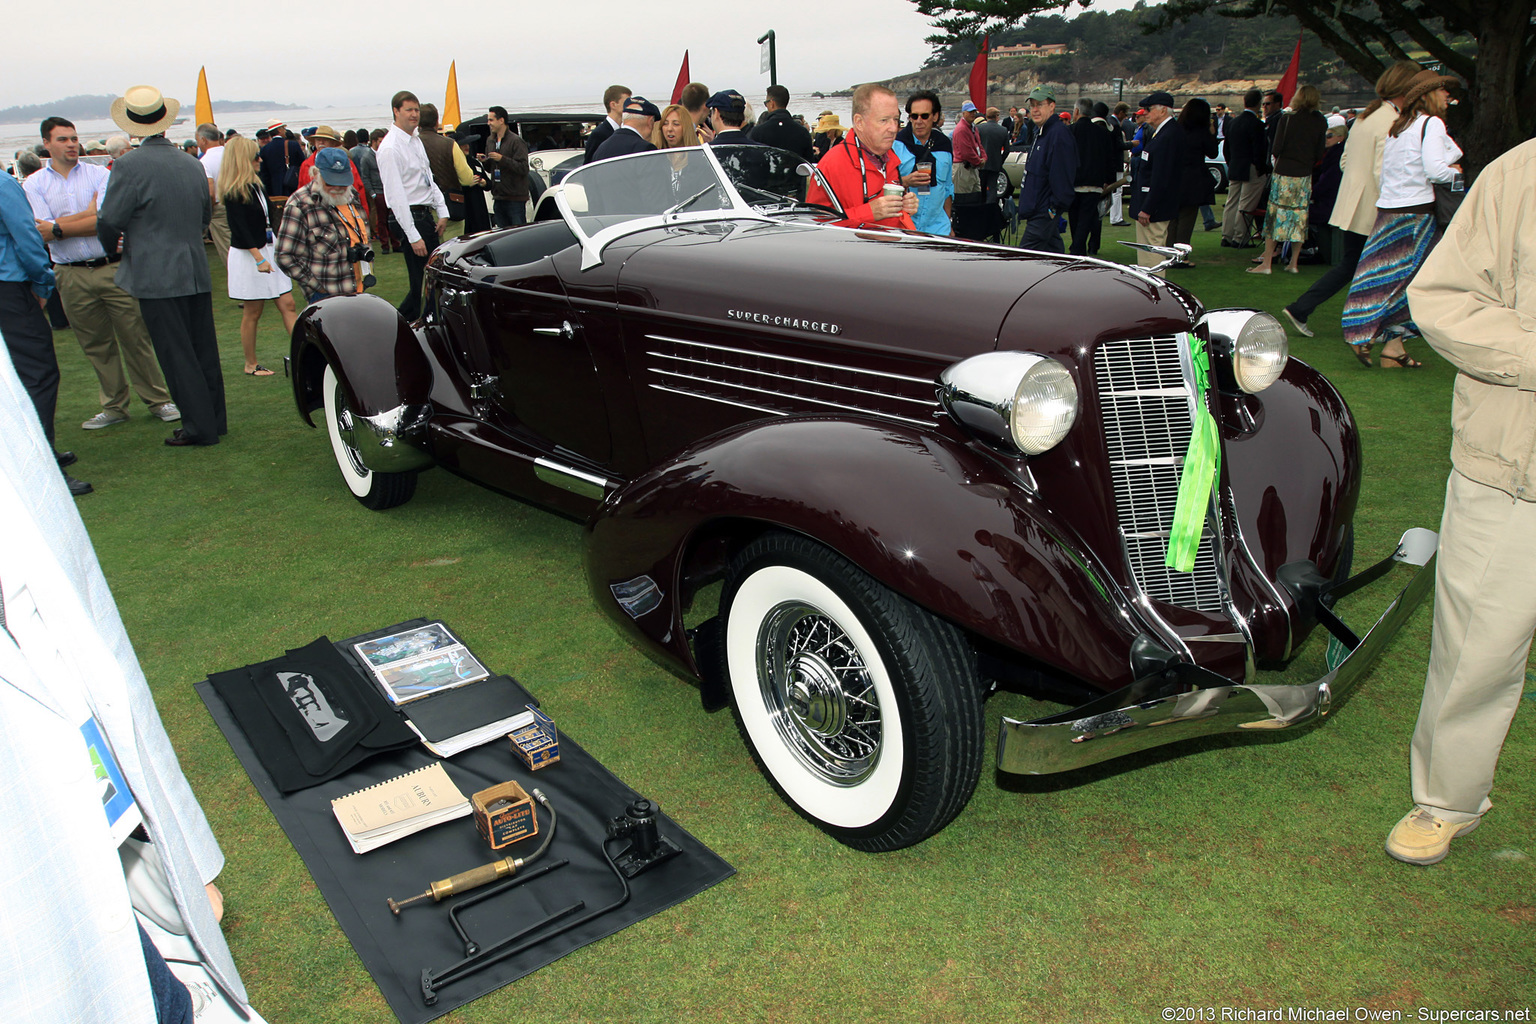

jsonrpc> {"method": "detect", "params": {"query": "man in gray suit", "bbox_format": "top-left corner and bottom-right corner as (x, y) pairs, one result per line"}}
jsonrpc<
(97, 86), (226, 447)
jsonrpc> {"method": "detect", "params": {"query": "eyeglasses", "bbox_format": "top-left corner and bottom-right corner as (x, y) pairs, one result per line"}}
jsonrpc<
(908, 112), (934, 120)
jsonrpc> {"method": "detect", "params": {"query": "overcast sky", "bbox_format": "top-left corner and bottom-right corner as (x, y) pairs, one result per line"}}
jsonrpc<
(10, 0), (1137, 111)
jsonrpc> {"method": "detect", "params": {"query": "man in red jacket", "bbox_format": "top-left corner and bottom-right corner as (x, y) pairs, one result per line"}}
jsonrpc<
(806, 83), (917, 229)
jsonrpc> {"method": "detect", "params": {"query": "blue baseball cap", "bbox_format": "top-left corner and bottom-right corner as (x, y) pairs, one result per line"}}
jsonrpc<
(705, 90), (746, 114)
(314, 147), (352, 186)
(961, 101), (978, 113)
(622, 95), (661, 119)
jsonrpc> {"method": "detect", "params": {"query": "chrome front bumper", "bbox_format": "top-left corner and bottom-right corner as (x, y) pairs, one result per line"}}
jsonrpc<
(997, 528), (1438, 776)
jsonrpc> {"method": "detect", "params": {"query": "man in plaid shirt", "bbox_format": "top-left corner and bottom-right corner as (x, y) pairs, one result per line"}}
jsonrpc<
(275, 148), (374, 303)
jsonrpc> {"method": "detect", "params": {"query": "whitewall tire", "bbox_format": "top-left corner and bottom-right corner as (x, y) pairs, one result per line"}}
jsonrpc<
(323, 364), (417, 510)
(720, 532), (984, 851)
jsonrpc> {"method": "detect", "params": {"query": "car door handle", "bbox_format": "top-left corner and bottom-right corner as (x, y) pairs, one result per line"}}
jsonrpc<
(532, 320), (576, 339)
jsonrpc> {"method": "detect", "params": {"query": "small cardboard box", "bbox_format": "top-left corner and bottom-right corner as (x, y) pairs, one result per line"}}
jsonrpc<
(510, 706), (560, 771)
(470, 780), (537, 850)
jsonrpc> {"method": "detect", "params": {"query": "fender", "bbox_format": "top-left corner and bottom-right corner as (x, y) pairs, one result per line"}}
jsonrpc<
(1220, 358), (1362, 659)
(584, 417), (1164, 693)
(290, 293), (434, 426)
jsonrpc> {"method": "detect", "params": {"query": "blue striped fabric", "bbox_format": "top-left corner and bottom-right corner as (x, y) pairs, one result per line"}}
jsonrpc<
(1341, 211), (1435, 347)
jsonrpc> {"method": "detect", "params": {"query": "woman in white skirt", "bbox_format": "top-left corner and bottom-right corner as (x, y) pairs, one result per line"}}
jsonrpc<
(217, 136), (296, 375)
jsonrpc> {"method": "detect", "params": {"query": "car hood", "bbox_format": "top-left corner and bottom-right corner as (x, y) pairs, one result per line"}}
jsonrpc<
(608, 221), (1198, 363)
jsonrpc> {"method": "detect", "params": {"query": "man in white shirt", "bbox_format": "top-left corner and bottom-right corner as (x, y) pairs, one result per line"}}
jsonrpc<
(375, 90), (447, 321)
(25, 116), (177, 432)
(196, 123), (231, 270)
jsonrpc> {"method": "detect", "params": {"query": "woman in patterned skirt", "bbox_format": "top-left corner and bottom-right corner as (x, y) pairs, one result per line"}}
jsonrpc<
(1339, 70), (1462, 367)
(1249, 85), (1327, 275)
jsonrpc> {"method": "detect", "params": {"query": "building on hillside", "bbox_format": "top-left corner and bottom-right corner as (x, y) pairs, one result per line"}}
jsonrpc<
(992, 43), (1070, 58)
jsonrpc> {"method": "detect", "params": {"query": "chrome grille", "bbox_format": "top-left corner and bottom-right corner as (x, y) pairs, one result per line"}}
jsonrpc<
(643, 335), (940, 428)
(1095, 335), (1225, 613)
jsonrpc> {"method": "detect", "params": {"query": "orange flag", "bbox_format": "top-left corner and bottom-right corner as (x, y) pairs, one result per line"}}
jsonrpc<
(443, 61), (462, 130)
(194, 67), (214, 127)
(968, 37), (989, 111)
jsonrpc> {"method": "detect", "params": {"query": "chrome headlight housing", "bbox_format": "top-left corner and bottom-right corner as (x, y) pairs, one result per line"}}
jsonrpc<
(939, 352), (1079, 456)
(1200, 309), (1289, 393)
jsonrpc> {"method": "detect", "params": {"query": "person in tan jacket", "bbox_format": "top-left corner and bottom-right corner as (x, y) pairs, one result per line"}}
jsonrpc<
(1280, 61), (1421, 337)
(1393, 137), (1536, 865)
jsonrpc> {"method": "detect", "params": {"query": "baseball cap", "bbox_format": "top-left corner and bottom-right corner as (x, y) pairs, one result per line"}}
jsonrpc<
(622, 95), (661, 119)
(705, 90), (746, 114)
(1027, 85), (1056, 103)
(314, 147), (352, 186)
(960, 101), (978, 113)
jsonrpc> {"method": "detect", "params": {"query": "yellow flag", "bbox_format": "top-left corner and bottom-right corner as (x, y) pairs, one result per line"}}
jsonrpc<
(194, 67), (214, 127)
(443, 61), (461, 131)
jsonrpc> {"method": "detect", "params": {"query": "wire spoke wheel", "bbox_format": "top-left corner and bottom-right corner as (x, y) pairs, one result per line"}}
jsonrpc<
(760, 603), (883, 786)
(721, 532), (985, 852)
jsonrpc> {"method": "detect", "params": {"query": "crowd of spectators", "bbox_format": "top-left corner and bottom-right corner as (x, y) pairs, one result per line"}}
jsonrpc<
(0, 54), (1526, 1024)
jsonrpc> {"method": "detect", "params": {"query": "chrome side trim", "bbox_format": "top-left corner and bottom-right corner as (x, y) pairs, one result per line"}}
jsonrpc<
(647, 383), (786, 418)
(342, 403), (435, 474)
(649, 351), (937, 407)
(647, 368), (936, 428)
(533, 457), (612, 500)
(644, 334), (934, 385)
(998, 529), (1437, 775)
(1184, 633), (1248, 643)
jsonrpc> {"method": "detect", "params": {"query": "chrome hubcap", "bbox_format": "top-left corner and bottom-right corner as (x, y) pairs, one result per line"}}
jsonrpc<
(758, 601), (881, 785)
(331, 382), (368, 476)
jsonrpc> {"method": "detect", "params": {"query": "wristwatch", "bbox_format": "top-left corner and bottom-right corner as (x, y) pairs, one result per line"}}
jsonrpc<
(51, 221), (63, 240)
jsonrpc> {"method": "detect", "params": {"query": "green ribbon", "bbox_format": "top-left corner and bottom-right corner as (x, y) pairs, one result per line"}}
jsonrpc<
(1165, 332), (1221, 573)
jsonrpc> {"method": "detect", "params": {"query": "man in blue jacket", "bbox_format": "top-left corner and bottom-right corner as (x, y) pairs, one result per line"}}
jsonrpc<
(1133, 90), (1184, 277)
(1014, 85), (1077, 253)
(891, 90), (954, 236)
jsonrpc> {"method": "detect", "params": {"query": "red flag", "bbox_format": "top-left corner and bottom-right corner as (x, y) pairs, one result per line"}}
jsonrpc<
(671, 50), (691, 106)
(1277, 31), (1303, 105)
(968, 36), (988, 111)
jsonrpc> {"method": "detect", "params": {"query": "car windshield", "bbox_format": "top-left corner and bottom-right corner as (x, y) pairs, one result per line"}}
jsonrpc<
(554, 145), (841, 269)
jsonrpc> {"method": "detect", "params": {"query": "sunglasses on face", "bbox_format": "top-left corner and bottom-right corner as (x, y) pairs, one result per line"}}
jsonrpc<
(908, 112), (934, 120)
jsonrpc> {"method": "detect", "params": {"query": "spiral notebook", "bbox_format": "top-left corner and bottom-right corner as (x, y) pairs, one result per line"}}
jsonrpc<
(330, 762), (471, 854)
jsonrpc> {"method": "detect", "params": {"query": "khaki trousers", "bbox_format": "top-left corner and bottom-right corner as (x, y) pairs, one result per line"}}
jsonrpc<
(54, 263), (171, 414)
(208, 197), (233, 273)
(1135, 218), (1171, 277)
(1410, 469), (1536, 824)
(1221, 169), (1266, 245)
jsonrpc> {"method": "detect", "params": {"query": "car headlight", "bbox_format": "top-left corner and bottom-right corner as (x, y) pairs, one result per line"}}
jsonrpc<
(939, 352), (1079, 456)
(1201, 309), (1289, 393)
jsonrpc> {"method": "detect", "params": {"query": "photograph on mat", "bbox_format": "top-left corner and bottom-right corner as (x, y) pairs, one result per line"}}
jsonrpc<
(354, 623), (489, 703)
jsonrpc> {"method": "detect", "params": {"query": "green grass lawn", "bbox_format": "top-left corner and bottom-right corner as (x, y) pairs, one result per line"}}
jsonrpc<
(60, 203), (1534, 1023)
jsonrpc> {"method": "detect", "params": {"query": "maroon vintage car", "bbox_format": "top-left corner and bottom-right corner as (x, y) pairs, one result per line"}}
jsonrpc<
(290, 145), (1436, 851)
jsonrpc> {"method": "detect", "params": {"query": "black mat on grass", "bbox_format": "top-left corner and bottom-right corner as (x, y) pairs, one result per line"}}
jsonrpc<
(198, 620), (733, 1024)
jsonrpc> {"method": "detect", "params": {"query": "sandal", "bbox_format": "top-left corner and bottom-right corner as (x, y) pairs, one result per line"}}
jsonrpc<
(1350, 343), (1373, 368)
(1246, 266), (1271, 275)
(1379, 352), (1423, 369)
(244, 364), (275, 376)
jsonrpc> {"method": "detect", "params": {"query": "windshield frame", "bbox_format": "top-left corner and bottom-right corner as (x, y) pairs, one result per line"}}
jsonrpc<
(552, 144), (841, 270)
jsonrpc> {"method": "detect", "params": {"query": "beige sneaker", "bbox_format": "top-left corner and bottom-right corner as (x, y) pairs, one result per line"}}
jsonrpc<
(1385, 808), (1480, 865)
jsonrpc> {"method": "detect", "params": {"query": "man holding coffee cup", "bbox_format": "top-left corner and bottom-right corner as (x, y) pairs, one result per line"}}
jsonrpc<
(892, 89), (954, 236)
(805, 83), (918, 229)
